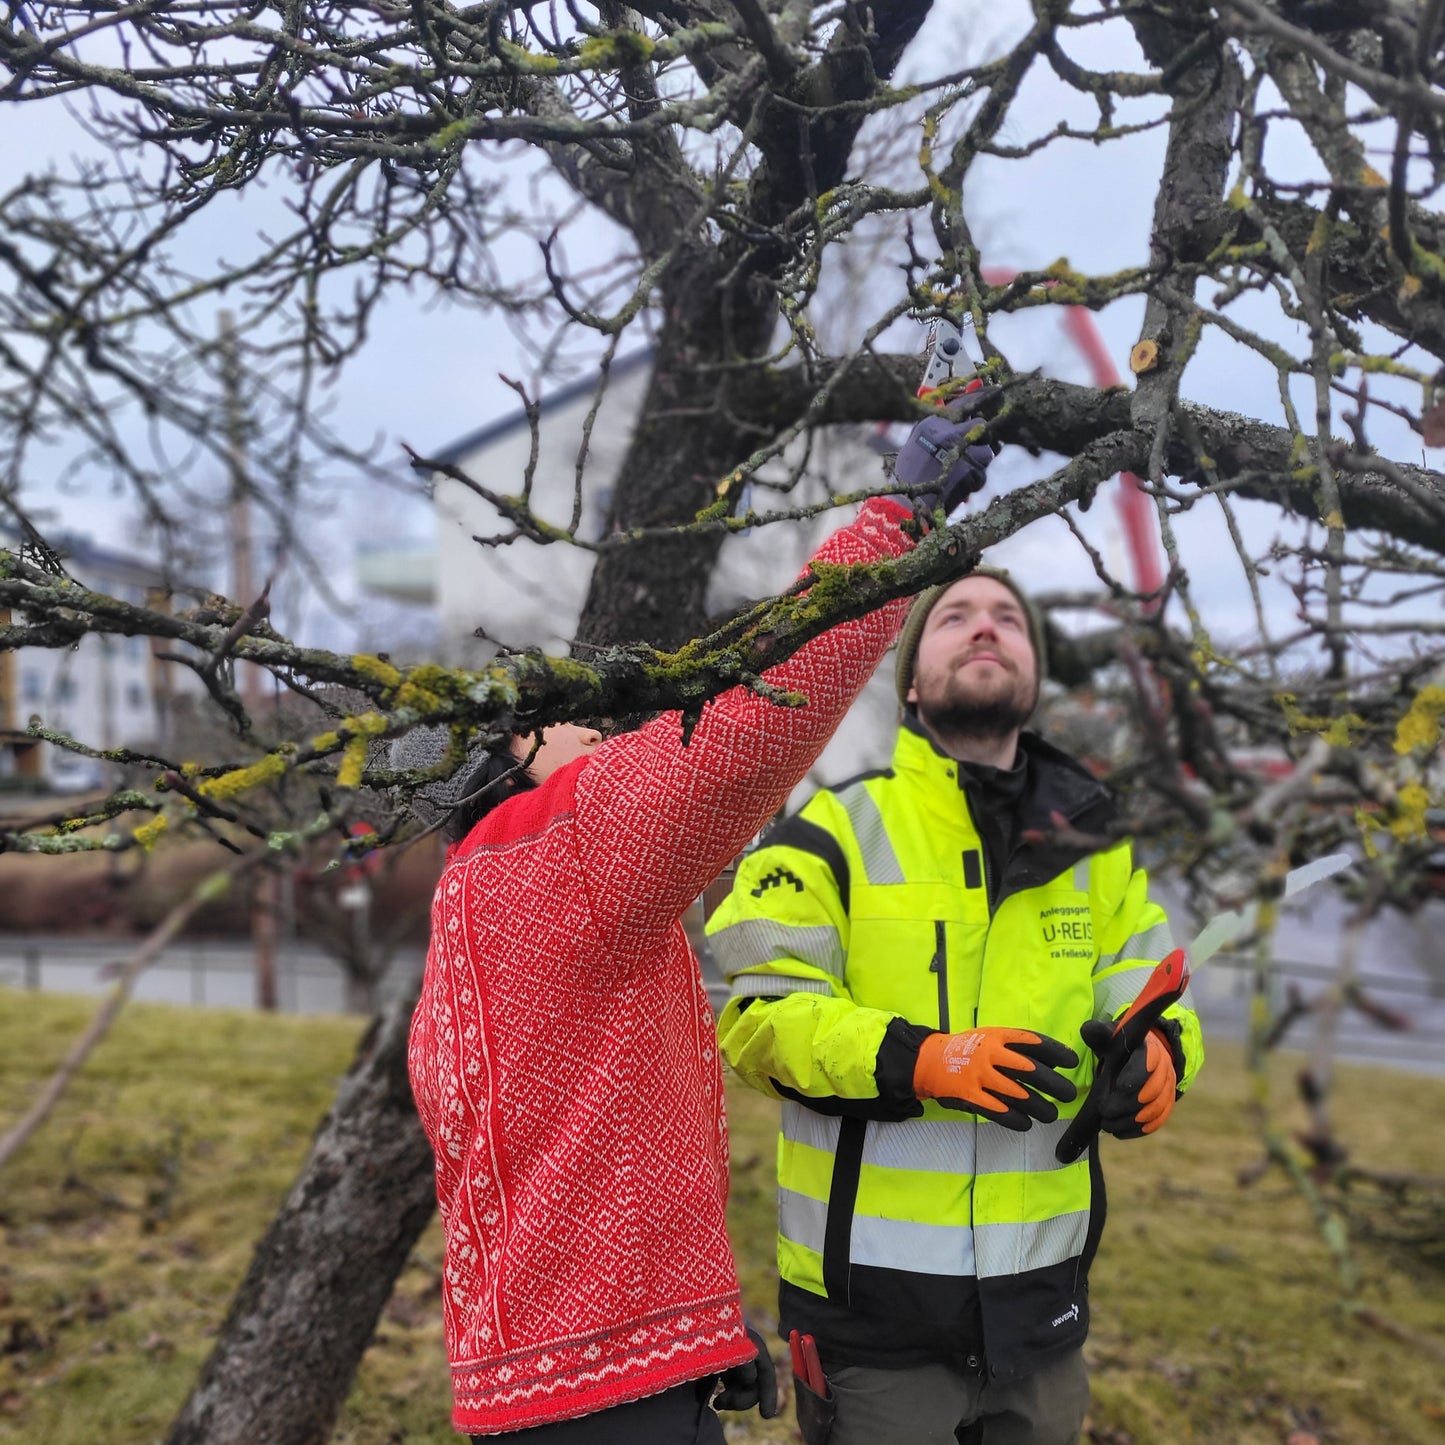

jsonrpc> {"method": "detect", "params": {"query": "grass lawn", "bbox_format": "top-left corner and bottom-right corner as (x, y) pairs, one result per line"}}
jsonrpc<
(1, 987), (1442, 1444)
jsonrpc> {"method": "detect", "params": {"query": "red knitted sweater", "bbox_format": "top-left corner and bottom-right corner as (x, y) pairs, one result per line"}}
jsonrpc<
(407, 499), (913, 1434)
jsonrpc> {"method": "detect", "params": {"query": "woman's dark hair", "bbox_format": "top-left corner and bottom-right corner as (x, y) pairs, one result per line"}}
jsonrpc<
(445, 747), (535, 842)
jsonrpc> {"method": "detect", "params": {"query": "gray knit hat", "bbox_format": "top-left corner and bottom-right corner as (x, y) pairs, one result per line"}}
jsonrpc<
(387, 725), (504, 830)
(893, 566), (1048, 708)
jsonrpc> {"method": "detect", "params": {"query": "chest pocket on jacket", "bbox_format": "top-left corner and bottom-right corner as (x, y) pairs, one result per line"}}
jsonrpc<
(846, 881), (981, 1023)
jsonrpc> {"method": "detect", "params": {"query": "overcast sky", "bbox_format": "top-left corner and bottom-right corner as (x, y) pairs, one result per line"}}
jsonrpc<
(6, 1), (1438, 662)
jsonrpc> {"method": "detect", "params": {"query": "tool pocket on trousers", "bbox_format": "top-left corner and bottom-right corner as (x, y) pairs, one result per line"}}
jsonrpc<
(795, 1372), (837, 1445)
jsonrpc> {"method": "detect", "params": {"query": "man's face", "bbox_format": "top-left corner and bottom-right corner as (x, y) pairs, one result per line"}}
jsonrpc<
(908, 576), (1039, 735)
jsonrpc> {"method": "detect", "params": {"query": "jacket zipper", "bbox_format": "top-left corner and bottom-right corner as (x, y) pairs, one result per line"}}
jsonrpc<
(928, 919), (949, 1030)
(979, 820), (997, 911)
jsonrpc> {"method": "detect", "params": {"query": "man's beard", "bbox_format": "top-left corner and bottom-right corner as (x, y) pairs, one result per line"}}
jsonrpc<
(915, 669), (1037, 742)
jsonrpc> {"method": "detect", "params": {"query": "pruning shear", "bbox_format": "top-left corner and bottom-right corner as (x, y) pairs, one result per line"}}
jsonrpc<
(866, 310), (985, 456)
(1054, 947), (1190, 1164)
(788, 1327), (836, 1436)
(916, 314), (979, 400)
(788, 1329), (827, 1397)
(1054, 852), (1353, 1165)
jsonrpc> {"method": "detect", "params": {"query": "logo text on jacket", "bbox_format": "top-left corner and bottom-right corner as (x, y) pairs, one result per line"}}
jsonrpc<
(1040, 903), (1093, 960)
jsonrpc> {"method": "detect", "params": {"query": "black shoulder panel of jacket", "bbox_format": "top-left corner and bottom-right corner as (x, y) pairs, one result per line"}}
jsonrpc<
(760, 814), (852, 913)
(821, 763), (895, 795)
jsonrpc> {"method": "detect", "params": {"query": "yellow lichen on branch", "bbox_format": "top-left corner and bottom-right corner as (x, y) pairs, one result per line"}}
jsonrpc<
(1394, 685), (1445, 755)
(1276, 694), (1368, 748)
(198, 752), (289, 802)
(132, 815), (169, 851)
(337, 737), (368, 790)
(350, 655), (403, 689)
(338, 711), (388, 738)
(1389, 782), (1432, 841)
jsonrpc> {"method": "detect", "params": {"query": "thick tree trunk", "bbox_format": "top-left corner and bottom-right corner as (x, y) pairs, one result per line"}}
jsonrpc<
(576, 262), (779, 648)
(572, 355), (747, 649)
(166, 991), (436, 1445)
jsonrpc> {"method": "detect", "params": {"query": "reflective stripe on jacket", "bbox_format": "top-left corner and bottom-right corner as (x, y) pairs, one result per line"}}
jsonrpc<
(707, 724), (1203, 1379)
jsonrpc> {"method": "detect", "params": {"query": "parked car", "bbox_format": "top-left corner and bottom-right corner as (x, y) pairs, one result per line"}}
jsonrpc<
(48, 754), (108, 793)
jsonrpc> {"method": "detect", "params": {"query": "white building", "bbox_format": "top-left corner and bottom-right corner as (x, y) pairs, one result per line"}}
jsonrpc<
(358, 351), (913, 788)
(0, 531), (195, 791)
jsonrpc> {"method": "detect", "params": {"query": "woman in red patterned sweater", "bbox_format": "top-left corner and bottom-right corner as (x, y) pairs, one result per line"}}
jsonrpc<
(404, 464), (985, 1438)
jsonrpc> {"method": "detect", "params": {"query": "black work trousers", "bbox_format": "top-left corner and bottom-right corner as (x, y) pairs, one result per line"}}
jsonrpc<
(470, 1378), (724, 1444)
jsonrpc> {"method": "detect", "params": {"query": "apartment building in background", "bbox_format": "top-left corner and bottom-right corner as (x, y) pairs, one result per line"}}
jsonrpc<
(0, 529), (194, 792)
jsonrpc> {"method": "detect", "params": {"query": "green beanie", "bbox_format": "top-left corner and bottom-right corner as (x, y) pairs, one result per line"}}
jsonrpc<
(893, 566), (1048, 709)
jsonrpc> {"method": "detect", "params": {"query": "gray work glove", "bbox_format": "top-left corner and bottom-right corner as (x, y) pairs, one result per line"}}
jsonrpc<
(894, 390), (1002, 523)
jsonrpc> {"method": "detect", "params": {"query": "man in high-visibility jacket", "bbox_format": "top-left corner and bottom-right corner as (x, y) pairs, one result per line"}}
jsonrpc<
(708, 571), (1203, 1445)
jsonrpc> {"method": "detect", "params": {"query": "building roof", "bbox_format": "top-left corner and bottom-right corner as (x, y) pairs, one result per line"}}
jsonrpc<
(426, 348), (654, 467)
(0, 524), (170, 589)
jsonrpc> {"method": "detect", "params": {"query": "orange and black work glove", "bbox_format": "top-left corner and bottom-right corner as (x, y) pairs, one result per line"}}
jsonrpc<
(1078, 1018), (1182, 1138)
(913, 1028), (1079, 1132)
(713, 1326), (779, 1418)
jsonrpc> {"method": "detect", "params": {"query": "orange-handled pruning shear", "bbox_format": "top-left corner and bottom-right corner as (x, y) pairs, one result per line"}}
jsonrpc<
(1054, 852), (1352, 1165)
(1054, 948), (1189, 1165)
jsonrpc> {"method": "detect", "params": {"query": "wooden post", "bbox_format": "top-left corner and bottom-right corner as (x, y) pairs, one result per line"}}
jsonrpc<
(220, 310), (279, 1012)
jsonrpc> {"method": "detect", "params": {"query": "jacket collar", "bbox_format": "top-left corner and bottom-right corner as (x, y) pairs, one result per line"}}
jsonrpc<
(896, 715), (1108, 811)
(893, 716), (1118, 891)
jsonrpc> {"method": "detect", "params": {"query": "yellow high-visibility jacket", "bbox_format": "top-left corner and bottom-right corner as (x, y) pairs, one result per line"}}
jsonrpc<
(708, 723), (1202, 1381)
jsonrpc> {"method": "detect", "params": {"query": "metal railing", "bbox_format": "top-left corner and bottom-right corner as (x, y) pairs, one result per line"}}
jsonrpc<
(0, 936), (425, 1015)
